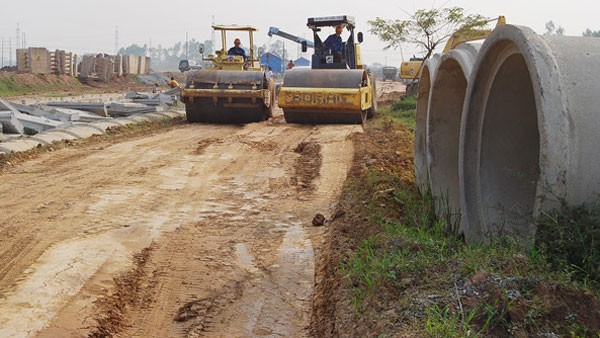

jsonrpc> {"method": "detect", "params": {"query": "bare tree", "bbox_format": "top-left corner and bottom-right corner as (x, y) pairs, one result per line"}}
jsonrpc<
(367, 7), (488, 60)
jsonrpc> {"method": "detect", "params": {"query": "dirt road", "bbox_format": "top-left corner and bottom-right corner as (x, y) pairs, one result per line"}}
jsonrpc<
(0, 119), (361, 337)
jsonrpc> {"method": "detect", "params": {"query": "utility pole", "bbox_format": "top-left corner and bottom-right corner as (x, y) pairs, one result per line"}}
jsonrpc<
(115, 26), (119, 55)
(16, 22), (20, 50)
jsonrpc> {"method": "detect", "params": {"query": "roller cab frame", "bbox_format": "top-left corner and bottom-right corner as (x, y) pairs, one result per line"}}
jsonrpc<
(180, 25), (275, 123)
(278, 15), (377, 124)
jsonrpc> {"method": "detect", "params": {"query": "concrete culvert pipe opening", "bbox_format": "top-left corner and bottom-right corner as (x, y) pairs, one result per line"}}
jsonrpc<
(427, 44), (480, 229)
(479, 52), (540, 236)
(461, 28), (544, 241)
(414, 56), (440, 193)
(461, 25), (600, 242)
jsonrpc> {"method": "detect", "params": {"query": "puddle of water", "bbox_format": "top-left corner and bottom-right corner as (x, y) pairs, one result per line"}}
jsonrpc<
(86, 187), (142, 214)
(277, 220), (313, 267)
(234, 243), (259, 274)
(157, 156), (196, 190)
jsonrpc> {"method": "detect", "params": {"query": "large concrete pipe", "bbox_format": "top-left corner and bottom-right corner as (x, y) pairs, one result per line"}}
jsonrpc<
(460, 24), (600, 242)
(427, 43), (480, 229)
(415, 55), (440, 193)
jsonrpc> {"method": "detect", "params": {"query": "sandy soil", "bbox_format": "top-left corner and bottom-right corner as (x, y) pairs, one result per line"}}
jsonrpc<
(0, 113), (361, 337)
(376, 80), (406, 105)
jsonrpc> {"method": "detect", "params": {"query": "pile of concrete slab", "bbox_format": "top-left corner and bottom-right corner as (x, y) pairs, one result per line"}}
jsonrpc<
(0, 87), (182, 153)
(79, 54), (151, 83)
(0, 110), (184, 154)
(16, 47), (151, 83)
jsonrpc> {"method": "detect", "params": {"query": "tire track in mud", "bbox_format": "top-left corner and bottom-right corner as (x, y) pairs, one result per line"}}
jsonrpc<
(0, 124), (241, 337)
(0, 121), (360, 337)
(97, 125), (322, 338)
(292, 141), (322, 193)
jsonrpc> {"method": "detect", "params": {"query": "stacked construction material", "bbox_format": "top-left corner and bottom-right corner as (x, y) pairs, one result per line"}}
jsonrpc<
(78, 54), (151, 83)
(16, 48), (78, 76)
(0, 88), (180, 138)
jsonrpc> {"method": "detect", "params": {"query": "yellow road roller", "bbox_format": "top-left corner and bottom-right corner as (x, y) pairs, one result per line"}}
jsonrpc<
(278, 15), (377, 124)
(180, 25), (274, 123)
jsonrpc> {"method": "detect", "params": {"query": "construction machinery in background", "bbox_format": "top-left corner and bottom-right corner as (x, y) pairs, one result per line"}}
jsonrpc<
(180, 25), (274, 123)
(382, 66), (398, 81)
(400, 15), (506, 95)
(400, 56), (424, 94)
(277, 15), (377, 124)
(178, 59), (202, 73)
(267, 27), (315, 49)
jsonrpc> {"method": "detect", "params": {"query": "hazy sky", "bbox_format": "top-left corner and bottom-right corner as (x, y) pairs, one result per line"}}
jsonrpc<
(0, 0), (598, 67)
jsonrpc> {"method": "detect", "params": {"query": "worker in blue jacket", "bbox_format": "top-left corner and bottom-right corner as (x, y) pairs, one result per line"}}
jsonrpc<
(323, 25), (344, 53)
(228, 38), (247, 59)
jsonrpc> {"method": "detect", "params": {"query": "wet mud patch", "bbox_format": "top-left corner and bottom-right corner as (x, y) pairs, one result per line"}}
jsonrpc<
(175, 281), (244, 335)
(195, 138), (220, 155)
(291, 141), (322, 193)
(88, 246), (154, 338)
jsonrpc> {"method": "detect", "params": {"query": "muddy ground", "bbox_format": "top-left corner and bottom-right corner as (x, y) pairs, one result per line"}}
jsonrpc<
(0, 80), (407, 337)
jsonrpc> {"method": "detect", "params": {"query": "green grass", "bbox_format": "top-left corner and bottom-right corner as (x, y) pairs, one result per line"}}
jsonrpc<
(535, 202), (600, 289)
(339, 100), (600, 336)
(378, 94), (417, 128)
(0, 75), (39, 96)
(425, 304), (480, 338)
(0, 74), (81, 96)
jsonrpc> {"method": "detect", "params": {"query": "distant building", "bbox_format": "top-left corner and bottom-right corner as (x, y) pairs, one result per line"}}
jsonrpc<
(259, 52), (283, 73)
(293, 56), (310, 67)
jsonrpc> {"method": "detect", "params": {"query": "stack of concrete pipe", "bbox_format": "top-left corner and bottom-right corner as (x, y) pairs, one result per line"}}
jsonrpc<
(415, 24), (600, 242)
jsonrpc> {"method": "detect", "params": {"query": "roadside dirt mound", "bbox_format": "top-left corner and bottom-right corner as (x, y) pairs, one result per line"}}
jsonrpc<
(0, 71), (177, 98)
(377, 81), (407, 105)
(1, 72), (79, 86)
(311, 119), (415, 337)
(310, 115), (600, 337)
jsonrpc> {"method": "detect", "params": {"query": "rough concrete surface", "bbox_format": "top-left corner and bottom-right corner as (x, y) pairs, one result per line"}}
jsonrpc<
(459, 24), (600, 241)
(0, 111), (185, 155)
(426, 43), (480, 230)
(414, 55), (440, 194)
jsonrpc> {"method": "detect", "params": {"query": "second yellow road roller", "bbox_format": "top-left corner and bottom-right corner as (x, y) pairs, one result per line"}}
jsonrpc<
(277, 15), (377, 124)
